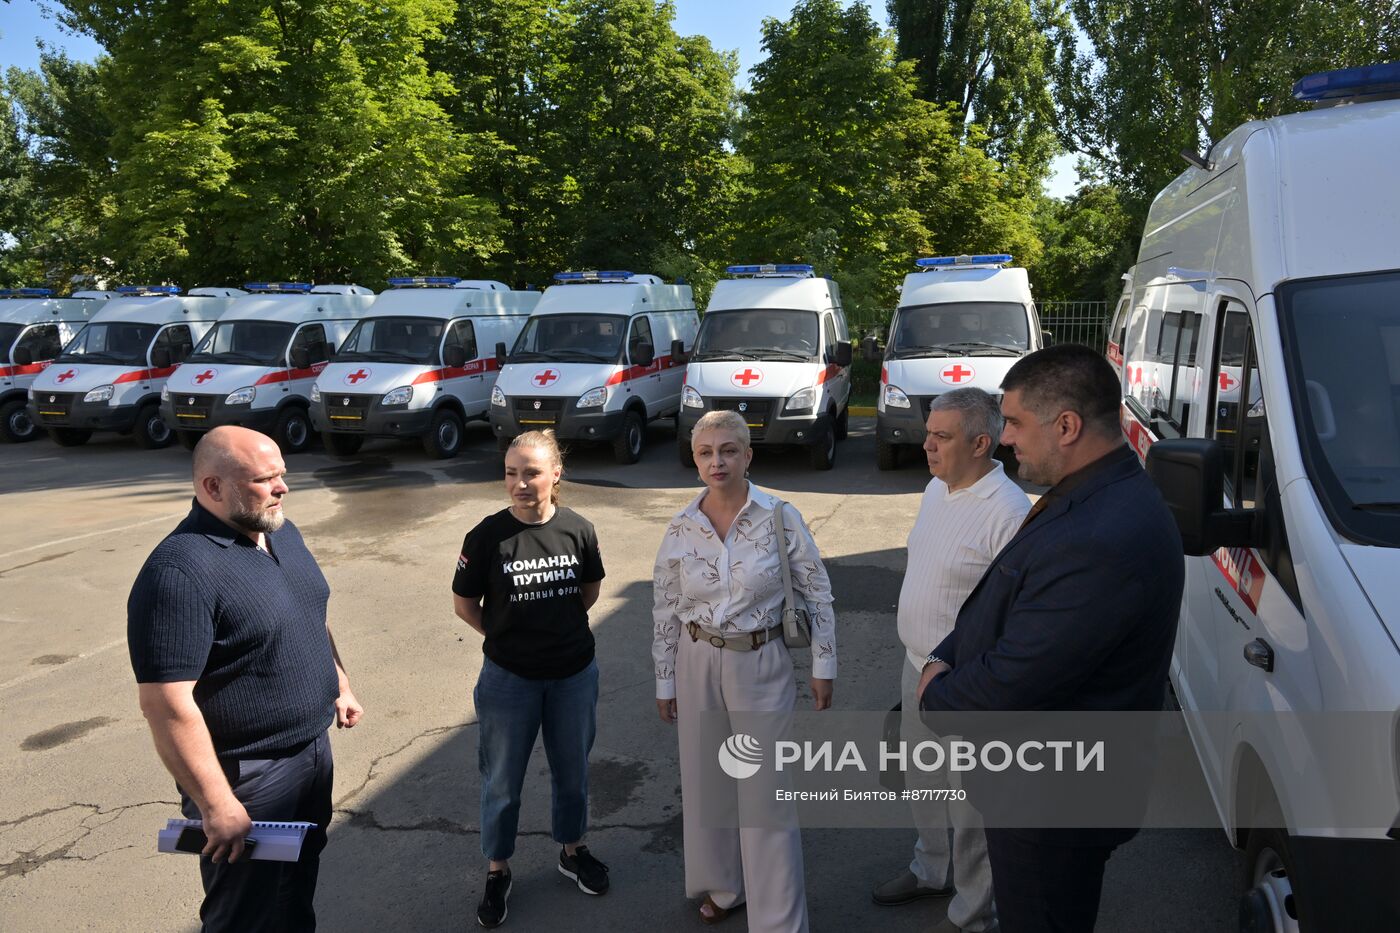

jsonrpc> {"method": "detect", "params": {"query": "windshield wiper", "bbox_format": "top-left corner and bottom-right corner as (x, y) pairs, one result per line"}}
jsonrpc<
(1352, 502), (1400, 512)
(549, 350), (615, 362)
(692, 351), (762, 361)
(359, 349), (422, 363)
(508, 350), (552, 362)
(68, 350), (124, 363)
(753, 350), (814, 362)
(209, 351), (268, 364)
(889, 344), (954, 358)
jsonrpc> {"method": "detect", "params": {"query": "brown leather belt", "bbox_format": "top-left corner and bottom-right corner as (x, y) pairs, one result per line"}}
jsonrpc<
(685, 621), (784, 651)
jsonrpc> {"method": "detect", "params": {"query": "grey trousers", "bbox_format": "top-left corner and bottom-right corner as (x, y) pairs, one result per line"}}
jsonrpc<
(902, 659), (997, 931)
(677, 633), (809, 933)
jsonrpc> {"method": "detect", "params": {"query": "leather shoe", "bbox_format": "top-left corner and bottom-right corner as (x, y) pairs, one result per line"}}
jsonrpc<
(871, 869), (955, 905)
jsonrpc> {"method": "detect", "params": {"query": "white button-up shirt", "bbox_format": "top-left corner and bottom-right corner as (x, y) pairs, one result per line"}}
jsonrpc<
(652, 483), (837, 699)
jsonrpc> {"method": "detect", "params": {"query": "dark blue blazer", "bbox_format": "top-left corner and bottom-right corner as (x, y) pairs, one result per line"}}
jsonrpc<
(922, 444), (1184, 715)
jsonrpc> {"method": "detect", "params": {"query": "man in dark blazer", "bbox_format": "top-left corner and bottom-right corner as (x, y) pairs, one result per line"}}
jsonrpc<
(917, 344), (1184, 933)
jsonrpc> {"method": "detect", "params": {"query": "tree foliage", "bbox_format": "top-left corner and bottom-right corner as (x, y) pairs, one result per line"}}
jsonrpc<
(735, 0), (1040, 321)
(887, 0), (1064, 180)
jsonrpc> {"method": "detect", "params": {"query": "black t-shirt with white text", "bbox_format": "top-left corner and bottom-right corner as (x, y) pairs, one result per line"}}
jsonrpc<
(452, 507), (605, 680)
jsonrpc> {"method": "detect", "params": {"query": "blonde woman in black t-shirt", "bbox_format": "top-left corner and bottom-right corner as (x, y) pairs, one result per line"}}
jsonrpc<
(452, 430), (608, 929)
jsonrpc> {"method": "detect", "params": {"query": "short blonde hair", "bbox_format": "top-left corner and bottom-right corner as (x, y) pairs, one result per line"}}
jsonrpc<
(509, 429), (564, 504)
(692, 410), (750, 449)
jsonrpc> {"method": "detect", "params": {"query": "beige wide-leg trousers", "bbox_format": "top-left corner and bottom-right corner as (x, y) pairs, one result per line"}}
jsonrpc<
(676, 633), (809, 933)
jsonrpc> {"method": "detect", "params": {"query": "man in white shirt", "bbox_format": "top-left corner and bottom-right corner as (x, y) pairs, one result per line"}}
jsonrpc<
(872, 388), (1030, 933)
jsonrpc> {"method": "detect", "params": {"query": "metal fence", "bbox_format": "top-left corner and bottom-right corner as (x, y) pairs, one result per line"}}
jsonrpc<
(1036, 301), (1110, 350)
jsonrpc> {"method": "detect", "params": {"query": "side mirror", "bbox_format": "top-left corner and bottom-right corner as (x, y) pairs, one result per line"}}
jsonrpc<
(633, 341), (655, 367)
(671, 338), (687, 365)
(495, 341), (508, 366)
(861, 335), (880, 362)
(1145, 438), (1257, 556)
(324, 341), (336, 358)
(150, 346), (172, 369)
(834, 340), (853, 367)
(1042, 330), (1053, 346)
(289, 347), (311, 371)
(12, 346), (33, 366)
(443, 344), (468, 369)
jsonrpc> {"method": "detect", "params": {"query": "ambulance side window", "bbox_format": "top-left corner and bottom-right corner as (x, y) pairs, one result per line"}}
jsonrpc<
(444, 320), (476, 359)
(18, 324), (62, 361)
(155, 325), (194, 364)
(628, 317), (653, 363)
(822, 315), (836, 361)
(1212, 305), (1265, 507)
(292, 324), (329, 363)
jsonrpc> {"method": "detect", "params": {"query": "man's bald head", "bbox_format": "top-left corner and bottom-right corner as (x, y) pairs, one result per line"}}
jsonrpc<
(192, 427), (289, 537)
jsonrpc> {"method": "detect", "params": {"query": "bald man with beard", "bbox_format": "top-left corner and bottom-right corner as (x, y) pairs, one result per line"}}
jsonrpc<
(128, 426), (363, 932)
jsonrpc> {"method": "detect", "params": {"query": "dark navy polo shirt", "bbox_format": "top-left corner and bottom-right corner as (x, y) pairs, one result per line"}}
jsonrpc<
(127, 499), (338, 759)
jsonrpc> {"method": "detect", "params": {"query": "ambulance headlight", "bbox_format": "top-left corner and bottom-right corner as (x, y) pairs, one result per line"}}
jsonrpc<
(84, 384), (114, 403)
(576, 386), (607, 408)
(883, 384), (911, 409)
(682, 385), (704, 409)
(491, 385), (506, 407)
(161, 385), (170, 401)
(784, 387), (816, 412)
(225, 386), (255, 406)
(381, 385), (413, 407)
(310, 383), (321, 403)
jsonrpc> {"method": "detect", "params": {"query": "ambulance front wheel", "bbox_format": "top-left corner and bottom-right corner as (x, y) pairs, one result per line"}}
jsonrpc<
(613, 410), (644, 464)
(323, 432), (365, 458)
(423, 408), (464, 459)
(497, 434), (513, 454)
(834, 404), (849, 441)
(0, 398), (38, 442)
(176, 430), (202, 451)
(135, 403), (174, 449)
(274, 406), (313, 455)
(677, 431), (695, 468)
(47, 427), (91, 447)
(876, 437), (901, 471)
(809, 423), (836, 471)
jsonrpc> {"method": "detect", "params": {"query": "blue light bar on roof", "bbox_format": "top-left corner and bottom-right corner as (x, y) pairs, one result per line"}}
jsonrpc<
(117, 285), (181, 295)
(1294, 61), (1400, 102)
(726, 263), (816, 278)
(0, 287), (54, 298)
(915, 254), (1013, 268)
(244, 281), (314, 293)
(388, 276), (460, 288)
(553, 270), (636, 283)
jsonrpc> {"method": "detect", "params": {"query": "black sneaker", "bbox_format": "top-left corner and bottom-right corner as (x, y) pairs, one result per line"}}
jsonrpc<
(477, 868), (511, 928)
(558, 845), (610, 895)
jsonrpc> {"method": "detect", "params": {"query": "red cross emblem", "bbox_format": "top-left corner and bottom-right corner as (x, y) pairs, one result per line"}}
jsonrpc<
(731, 368), (762, 387)
(533, 369), (560, 387)
(56, 369), (76, 383)
(941, 364), (974, 385)
(1218, 372), (1238, 392)
(194, 369), (216, 384)
(345, 368), (370, 385)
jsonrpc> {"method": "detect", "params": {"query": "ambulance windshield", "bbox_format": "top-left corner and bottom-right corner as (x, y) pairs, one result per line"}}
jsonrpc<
(337, 316), (446, 364)
(1280, 270), (1400, 546)
(889, 302), (1028, 358)
(188, 321), (294, 365)
(510, 314), (626, 362)
(692, 309), (818, 362)
(56, 321), (158, 366)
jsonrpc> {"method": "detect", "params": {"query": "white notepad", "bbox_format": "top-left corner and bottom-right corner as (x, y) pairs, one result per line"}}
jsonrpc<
(157, 818), (315, 862)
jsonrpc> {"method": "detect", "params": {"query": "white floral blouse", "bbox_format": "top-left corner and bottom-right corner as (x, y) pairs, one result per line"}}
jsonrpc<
(651, 483), (837, 700)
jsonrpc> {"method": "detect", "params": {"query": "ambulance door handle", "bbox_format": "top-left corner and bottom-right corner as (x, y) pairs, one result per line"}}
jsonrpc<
(1243, 638), (1274, 673)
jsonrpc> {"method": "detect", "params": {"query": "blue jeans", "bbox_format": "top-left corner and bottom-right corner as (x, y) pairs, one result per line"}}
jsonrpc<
(474, 657), (599, 861)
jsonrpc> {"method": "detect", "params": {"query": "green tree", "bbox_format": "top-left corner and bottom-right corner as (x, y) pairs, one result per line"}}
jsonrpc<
(1030, 177), (1133, 302)
(2, 53), (113, 287)
(1056, 0), (1400, 211)
(53, 0), (500, 285)
(887, 0), (1065, 180)
(736, 0), (1039, 321)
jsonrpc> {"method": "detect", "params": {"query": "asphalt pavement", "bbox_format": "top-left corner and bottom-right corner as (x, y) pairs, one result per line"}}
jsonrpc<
(0, 417), (1239, 931)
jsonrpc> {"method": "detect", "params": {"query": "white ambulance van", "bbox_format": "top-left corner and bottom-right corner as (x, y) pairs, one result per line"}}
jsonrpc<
(310, 277), (536, 459)
(160, 282), (375, 453)
(489, 270), (697, 464)
(1, 287), (115, 442)
(1129, 63), (1400, 932)
(27, 285), (244, 448)
(1105, 269), (1134, 381)
(876, 254), (1042, 469)
(678, 263), (852, 470)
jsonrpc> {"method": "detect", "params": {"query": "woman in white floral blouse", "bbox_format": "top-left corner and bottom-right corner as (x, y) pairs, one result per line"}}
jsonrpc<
(651, 409), (837, 932)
